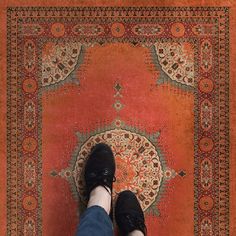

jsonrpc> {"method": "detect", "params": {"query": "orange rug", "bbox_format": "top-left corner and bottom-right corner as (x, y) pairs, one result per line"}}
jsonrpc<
(0, 1), (236, 236)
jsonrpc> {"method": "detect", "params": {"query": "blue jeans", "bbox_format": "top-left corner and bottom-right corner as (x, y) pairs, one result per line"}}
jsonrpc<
(76, 205), (114, 236)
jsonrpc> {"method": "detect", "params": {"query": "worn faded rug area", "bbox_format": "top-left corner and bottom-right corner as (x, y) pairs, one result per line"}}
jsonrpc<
(1, 5), (235, 236)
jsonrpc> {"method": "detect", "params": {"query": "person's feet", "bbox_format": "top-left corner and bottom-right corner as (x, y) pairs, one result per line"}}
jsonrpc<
(84, 143), (116, 214)
(84, 143), (147, 235)
(115, 190), (147, 236)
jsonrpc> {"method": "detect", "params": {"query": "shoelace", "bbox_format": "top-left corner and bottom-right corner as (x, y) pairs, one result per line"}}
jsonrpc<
(99, 176), (116, 195)
(87, 172), (116, 196)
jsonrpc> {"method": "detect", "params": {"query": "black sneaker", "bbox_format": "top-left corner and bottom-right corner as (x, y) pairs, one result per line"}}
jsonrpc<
(115, 190), (147, 236)
(84, 143), (116, 198)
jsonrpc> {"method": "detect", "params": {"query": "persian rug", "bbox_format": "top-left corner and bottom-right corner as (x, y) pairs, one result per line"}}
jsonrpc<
(1, 3), (236, 236)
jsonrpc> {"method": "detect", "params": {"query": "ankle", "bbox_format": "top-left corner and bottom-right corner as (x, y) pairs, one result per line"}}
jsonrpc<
(90, 185), (111, 196)
(87, 186), (111, 214)
(128, 230), (144, 236)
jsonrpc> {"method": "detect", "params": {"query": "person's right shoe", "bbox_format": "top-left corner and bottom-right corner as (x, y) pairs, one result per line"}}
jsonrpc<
(115, 190), (147, 236)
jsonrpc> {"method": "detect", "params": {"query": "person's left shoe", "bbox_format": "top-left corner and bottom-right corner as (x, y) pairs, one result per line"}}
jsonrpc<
(115, 190), (147, 236)
(84, 143), (116, 198)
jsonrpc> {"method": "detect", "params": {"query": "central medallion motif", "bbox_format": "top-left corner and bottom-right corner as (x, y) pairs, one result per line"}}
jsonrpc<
(51, 120), (179, 214)
(73, 129), (163, 211)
